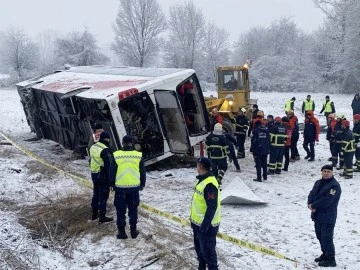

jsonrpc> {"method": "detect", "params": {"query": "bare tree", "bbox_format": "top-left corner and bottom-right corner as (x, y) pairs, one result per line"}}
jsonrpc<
(112, 0), (166, 67)
(164, 1), (206, 69)
(56, 29), (109, 66)
(0, 28), (39, 80)
(202, 22), (230, 81)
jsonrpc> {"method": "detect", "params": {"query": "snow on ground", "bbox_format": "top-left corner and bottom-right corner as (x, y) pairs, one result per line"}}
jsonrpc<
(1, 88), (360, 269)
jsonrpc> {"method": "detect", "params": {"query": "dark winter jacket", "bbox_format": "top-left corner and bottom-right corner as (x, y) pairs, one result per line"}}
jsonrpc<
(205, 133), (228, 159)
(97, 139), (116, 186)
(235, 115), (249, 136)
(250, 125), (270, 156)
(303, 111), (320, 141)
(224, 133), (237, 155)
(353, 122), (360, 144)
(351, 94), (360, 115)
(308, 176), (341, 224)
(333, 121), (344, 143)
(341, 128), (355, 153)
(269, 122), (287, 147)
(326, 119), (337, 141)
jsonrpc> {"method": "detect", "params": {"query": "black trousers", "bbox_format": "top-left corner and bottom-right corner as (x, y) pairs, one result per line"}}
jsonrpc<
(356, 147), (360, 168)
(331, 143), (344, 167)
(192, 224), (219, 270)
(315, 222), (335, 258)
(236, 134), (246, 156)
(229, 149), (240, 170)
(114, 191), (140, 228)
(283, 146), (290, 170)
(269, 146), (284, 172)
(91, 172), (110, 215)
(290, 134), (300, 158)
(343, 152), (354, 177)
(303, 138), (315, 158)
(255, 154), (268, 180)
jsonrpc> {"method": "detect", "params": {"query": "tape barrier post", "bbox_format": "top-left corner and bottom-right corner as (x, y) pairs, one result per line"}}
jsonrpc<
(1, 131), (297, 265)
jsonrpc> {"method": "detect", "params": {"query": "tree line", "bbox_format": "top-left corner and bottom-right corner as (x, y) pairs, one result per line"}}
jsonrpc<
(0, 0), (359, 94)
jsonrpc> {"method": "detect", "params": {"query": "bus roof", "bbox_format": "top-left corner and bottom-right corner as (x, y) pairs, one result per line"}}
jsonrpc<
(16, 66), (194, 99)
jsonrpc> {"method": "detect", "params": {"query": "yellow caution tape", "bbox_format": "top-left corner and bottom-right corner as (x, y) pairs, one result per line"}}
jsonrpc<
(0, 131), (298, 265)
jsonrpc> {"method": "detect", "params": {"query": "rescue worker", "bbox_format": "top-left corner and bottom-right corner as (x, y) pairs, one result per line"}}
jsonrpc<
(250, 120), (270, 182)
(302, 95), (315, 115)
(112, 135), (146, 239)
(303, 111), (320, 162)
(282, 116), (292, 171)
(224, 132), (241, 171)
(320, 96), (335, 126)
(326, 114), (337, 161)
(353, 114), (360, 172)
(308, 165), (341, 267)
(234, 108), (249, 159)
(191, 157), (220, 270)
(89, 131), (114, 223)
(210, 108), (223, 133)
(205, 123), (228, 185)
(88, 123), (104, 150)
(266, 115), (274, 131)
(286, 110), (300, 161)
(340, 120), (355, 179)
(248, 110), (266, 137)
(250, 104), (259, 120)
(284, 97), (296, 113)
(268, 116), (287, 175)
(331, 114), (345, 169)
(351, 94), (360, 116)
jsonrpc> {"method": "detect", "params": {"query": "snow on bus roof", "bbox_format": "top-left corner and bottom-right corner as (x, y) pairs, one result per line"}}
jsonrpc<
(16, 66), (193, 98)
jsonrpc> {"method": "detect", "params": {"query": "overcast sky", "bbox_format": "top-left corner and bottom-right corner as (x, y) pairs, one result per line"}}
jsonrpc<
(0, 0), (325, 45)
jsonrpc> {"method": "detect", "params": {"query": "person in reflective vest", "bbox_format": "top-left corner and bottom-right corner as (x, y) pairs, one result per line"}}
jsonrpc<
(235, 108), (249, 159)
(205, 123), (228, 185)
(89, 131), (115, 223)
(339, 120), (355, 179)
(326, 114), (337, 161)
(191, 157), (221, 270)
(320, 96), (335, 125)
(353, 114), (360, 172)
(302, 95), (315, 115)
(286, 110), (300, 161)
(268, 116), (287, 175)
(284, 97), (296, 113)
(331, 114), (345, 169)
(111, 135), (146, 239)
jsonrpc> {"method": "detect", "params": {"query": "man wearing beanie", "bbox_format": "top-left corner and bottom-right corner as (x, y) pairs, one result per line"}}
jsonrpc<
(89, 131), (115, 223)
(307, 165), (341, 267)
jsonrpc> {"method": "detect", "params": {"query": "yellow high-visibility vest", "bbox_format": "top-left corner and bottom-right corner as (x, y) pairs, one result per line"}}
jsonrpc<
(190, 176), (221, 227)
(303, 99), (314, 111)
(89, 142), (107, 173)
(114, 150), (142, 188)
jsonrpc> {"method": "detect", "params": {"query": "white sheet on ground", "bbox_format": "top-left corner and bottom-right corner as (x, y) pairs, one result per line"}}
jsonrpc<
(221, 177), (267, 205)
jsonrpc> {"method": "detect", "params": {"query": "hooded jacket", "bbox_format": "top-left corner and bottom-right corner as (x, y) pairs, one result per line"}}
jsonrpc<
(303, 111), (320, 140)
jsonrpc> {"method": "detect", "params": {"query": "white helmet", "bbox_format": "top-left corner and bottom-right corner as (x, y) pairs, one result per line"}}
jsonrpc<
(240, 108), (247, 113)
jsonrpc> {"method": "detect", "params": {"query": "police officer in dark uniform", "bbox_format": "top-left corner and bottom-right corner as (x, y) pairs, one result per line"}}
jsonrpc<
(250, 120), (270, 182)
(89, 131), (115, 223)
(111, 135), (146, 239)
(191, 157), (220, 270)
(308, 165), (341, 267)
(235, 108), (249, 159)
(268, 116), (287, 175)
(205, 123), (228, 185)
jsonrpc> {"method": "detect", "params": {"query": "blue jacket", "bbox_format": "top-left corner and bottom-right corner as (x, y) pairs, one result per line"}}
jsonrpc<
(250, 125), (270, 156)
(307, 177), (341, 224)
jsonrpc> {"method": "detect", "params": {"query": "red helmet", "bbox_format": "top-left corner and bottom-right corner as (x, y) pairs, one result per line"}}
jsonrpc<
(274, 116), (282, 122)
(354, 114), (360, 121)
(341, 120), (350, 127)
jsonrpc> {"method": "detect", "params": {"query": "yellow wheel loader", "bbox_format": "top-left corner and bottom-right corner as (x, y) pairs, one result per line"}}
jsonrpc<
(205, 64), (257, 134)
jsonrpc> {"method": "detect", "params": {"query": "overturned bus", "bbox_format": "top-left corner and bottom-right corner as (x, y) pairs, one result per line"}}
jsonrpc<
(16, 66), (210, 165)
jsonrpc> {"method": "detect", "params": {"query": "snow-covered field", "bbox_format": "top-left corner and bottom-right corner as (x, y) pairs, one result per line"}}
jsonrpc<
(1, 88), (359, 270)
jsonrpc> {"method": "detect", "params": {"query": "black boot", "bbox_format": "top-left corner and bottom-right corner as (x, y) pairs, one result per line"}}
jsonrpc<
(314, 254), (326, 262)
(116, 227), (128, 239)
(130, 225), (139, 239)
(318, 257), (336, 267)
(99, 214), (114, 223)
(91, 210), (99, 220)
(253, 178), (262, 182)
